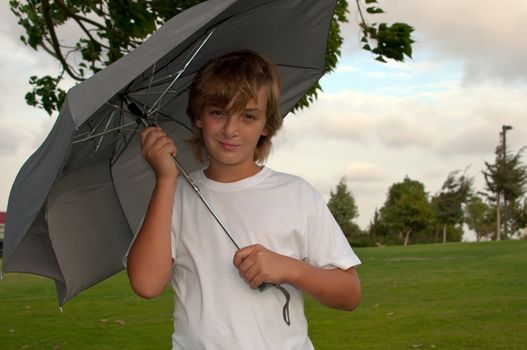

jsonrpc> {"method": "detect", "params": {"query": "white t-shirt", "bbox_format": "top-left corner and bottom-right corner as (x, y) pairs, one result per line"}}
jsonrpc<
(170, 167), (361, 349)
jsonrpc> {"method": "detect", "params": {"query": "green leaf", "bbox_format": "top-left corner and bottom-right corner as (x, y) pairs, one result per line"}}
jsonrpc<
(26, 74), (66, 115)
(366, 7), (384, 14)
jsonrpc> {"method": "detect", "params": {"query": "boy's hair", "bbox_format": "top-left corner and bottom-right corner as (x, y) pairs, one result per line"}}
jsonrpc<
(187, 50), (282, 163)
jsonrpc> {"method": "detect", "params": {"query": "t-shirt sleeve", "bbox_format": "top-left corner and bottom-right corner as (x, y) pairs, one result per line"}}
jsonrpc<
(305, 187), (361, 270)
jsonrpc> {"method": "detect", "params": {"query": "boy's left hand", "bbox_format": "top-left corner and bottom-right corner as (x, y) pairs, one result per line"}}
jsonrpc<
(233, 244), (295, 289)
(234, 244), (362, 311)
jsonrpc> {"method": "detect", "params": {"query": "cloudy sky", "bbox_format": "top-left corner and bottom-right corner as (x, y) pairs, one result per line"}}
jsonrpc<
(1, 1), (526, 240)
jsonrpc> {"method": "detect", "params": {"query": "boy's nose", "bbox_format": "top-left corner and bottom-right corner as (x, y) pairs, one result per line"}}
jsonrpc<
(222, 115), (239, 138)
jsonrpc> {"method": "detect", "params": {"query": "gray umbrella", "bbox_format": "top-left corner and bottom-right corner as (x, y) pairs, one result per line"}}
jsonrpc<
(2, 0), (338, 305)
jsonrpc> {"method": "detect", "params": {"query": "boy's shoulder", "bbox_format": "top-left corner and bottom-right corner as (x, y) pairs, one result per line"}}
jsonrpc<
(264, 167), (320, 196)
(266, 167), (307, 184)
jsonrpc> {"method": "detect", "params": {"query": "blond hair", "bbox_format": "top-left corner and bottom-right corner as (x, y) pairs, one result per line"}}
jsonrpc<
(187, 50), (282, 163)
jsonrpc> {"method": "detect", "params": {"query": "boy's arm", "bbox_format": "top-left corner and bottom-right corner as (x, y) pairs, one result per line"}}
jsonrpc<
(127, 126), (178, 299)
(233, 244), (361, 311)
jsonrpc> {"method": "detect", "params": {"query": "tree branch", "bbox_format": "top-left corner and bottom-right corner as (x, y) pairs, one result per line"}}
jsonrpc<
(41, 0), (84, 81)
(54, 0), (110, 50)
(40, 38), (59, 59)
(55, 0), (106, 31)
(355, 0), (368, 27)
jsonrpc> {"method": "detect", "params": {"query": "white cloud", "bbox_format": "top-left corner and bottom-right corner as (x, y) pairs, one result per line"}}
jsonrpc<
(334, 64), (359, 74)
(437, 123), (498, 157)
(315, 112), (372, 143)
(344, 162), (386, 183)
(378, 0), (527, 83)
(0, 125), (25, 155)
(376, 116), (437, 149)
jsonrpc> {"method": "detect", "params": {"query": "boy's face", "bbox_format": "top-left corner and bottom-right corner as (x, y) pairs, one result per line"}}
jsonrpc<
(195, 87), (268, 176)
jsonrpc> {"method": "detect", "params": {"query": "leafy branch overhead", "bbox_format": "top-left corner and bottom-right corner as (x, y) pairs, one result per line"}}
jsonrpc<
(356, 0), (415, 63)
(10, 0), (415, 115)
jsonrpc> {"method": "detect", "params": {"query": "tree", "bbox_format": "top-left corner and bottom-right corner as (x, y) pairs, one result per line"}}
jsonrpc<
(483, 139), (527, 240)
(431, 170), (473, 243)
(10, 0), (414, 114)
(368, 208), (387, 245)
(327, 178), (360, 240)
(379, 176), (433, 246)
(507, 198), (527, 239)
(464, 195), (495, 241)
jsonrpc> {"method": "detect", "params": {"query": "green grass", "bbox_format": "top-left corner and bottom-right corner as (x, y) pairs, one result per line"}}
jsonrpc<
(1, 240), (526, 349)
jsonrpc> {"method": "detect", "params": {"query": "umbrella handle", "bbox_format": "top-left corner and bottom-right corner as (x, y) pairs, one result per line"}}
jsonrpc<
(258, 283), (272, 292)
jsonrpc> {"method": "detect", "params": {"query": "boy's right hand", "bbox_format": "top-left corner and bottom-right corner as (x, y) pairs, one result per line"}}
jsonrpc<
(140, 126), (179, 180)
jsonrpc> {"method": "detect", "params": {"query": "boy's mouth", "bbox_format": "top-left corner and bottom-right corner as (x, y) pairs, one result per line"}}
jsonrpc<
(219, 141), (239, 151)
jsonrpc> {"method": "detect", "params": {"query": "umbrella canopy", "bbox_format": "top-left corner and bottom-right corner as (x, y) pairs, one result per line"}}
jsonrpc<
(2, 0), (338, 305)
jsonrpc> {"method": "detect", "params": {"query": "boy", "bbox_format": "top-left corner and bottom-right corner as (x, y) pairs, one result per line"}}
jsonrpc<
(127, 51), (361, 349)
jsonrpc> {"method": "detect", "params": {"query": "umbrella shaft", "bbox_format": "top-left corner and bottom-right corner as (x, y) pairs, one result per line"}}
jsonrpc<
(172, 155), (241, 250)
(172, 155), (272, 293)
(136, 114), (241, 249)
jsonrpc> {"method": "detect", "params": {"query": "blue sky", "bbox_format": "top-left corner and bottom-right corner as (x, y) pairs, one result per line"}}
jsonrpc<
(321, 54), (463, 96)
(1, 1), (527, 241)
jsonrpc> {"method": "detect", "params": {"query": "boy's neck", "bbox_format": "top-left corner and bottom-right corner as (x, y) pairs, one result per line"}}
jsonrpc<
(204, 162), (263, 183)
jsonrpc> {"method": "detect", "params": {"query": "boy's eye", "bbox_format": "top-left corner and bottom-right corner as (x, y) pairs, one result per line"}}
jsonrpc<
(242, 113), (256, 121)
(210, 110), (225, 117)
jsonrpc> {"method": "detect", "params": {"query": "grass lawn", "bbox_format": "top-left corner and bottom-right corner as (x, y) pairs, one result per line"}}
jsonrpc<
(1, 240), (526, 349)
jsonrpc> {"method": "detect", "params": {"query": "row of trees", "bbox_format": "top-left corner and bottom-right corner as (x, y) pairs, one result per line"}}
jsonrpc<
(328, 134), (527, 246)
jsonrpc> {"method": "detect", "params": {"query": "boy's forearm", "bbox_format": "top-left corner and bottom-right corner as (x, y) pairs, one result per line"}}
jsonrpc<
(287, 260), (361, 311)
(233, 244), (361, 310)
(127, 178), (176, 298)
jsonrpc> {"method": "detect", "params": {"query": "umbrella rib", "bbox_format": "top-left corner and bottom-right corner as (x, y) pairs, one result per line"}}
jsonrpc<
(72, 120), (137, 144)
(95, 110), (116, 152)
(147, 83), (193, 123)
(71, 102), (147, 143)
(123, 75), (179, 95)
(146, 27), (216, 116)
(278, 63), (325, 71)
(111, 98), (142, 166)
(72, 111), (114, 142)
(125, 95), (194, 133)
(129, 74), (186, 93)
(110, 123), (141, 166)
(144, 63), (157, 124)
(86, 114), (108, 138)
(148, 109), (192, 132)
(126, 89), (175, 96)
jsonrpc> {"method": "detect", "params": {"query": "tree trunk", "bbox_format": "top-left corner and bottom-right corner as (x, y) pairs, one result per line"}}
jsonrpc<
(442, 224), (447, 244)
(496, 192), (501, 241)
(403, 230), (411, 246)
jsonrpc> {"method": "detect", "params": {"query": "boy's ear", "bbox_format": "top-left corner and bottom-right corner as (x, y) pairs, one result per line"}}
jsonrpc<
(194, 116), (203, 128)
